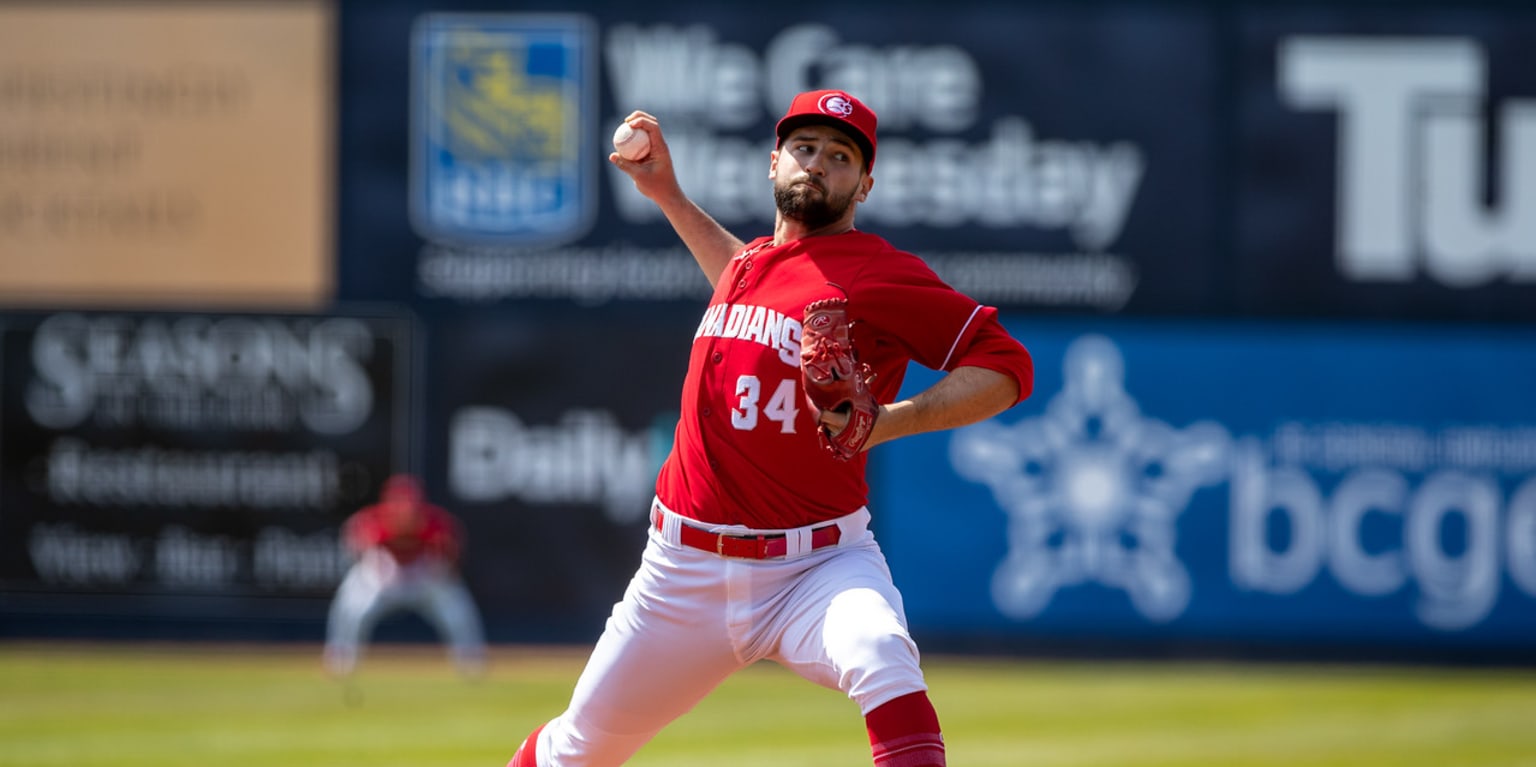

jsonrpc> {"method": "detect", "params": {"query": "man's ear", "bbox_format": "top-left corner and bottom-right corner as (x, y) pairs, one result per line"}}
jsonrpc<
(769, 148), (780, 179)
(856, 175), (873, 202)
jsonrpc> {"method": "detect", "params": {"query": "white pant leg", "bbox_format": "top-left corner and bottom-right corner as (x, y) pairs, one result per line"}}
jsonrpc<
(324, 559), (391, 674)
(541, 533), (747, 767)
(416, 574), (487, 672)
(767, 534), (928, 715)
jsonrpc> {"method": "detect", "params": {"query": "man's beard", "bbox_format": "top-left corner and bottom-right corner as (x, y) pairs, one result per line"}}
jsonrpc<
(774, 178), (855, 229)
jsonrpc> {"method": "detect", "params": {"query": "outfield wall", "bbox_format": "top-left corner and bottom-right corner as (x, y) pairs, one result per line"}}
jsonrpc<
(1, 0), (1533, 661)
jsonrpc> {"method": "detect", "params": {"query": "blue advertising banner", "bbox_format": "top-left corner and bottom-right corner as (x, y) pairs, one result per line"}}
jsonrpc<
(339, 1), (1218, 314)
(877, 318), (1536, 655)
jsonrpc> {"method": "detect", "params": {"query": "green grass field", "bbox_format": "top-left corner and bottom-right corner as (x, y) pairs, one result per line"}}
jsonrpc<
(2, 641), (1534, 767)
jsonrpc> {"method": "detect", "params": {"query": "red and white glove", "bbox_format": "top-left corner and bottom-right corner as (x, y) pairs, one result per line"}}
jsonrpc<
(800, 298), (878, 461)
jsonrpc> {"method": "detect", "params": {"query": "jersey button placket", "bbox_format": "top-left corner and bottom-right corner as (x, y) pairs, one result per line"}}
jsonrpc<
(727, 255), (753, 298)
(699, 340), (722, 420)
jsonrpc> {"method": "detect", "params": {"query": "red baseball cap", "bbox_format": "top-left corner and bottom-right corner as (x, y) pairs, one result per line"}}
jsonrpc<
(382, 473), (422, 501)
(774, 89), (878, 171)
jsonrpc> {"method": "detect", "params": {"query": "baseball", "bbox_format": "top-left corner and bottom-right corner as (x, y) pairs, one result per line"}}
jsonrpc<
(612, 122), (651, 161)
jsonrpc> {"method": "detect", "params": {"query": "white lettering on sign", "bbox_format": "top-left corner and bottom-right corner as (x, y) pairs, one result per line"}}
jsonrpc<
(45, 438), (338, 510)
(763, 24), (981, 132)
(860, 119), (1142, 251)
(602, 23), (1144, 252)
(449, 407), (656, 523)
(155, 526), (240, 587)
(605, 25), (762, 129)
(1231, 437), (1536, 631)
(252, 527), (349, 590)
(24, 313), (377, 434)
(1280, 37), (1536, 286)
(28, 524), (143, 585)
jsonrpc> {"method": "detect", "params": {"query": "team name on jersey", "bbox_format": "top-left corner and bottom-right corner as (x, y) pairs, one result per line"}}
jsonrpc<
(694, 303), (802, 368)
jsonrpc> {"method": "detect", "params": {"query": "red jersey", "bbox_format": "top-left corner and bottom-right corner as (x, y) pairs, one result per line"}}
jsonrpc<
(344, 498), (462, 566)
(655, 230), (1034, 529)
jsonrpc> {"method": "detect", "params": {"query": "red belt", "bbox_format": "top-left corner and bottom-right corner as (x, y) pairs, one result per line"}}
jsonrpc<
(655, 514), (842, 559)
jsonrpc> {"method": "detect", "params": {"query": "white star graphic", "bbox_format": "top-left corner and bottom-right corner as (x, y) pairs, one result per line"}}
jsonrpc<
(951, 335), (1230, 622)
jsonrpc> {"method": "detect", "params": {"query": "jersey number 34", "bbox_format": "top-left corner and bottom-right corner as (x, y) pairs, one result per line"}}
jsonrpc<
(731, 375), (799, 433)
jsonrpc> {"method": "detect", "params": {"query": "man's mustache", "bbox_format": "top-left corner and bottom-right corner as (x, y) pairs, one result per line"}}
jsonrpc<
(792, 176), (824, 192)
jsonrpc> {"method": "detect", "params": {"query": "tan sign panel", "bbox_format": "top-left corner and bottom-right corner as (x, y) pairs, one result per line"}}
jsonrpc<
(0, 2), (333, 308)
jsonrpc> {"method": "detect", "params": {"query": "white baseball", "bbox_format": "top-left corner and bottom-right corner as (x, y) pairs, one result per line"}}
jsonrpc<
(612, 122), (651, 161)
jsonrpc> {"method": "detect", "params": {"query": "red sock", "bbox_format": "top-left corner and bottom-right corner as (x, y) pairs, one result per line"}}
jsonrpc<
(506, 723), (546, 767)
(865, 691), (946, 767)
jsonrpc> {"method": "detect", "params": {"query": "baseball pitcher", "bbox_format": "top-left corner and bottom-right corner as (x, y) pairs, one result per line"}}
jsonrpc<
(505, 90), (1035, 767)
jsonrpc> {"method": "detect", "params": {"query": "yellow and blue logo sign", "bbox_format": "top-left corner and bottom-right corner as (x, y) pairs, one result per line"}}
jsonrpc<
(410, 14), (597, 245)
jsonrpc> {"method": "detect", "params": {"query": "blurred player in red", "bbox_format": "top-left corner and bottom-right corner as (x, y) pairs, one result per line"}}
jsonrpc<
(323, 473), (487, 678)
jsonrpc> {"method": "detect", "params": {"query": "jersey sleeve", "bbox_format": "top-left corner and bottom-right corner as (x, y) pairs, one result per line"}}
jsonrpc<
(845, 246), (1033, 404)
(945, 306), (1035, 406)
(844, 248), (979, 369)
(425, 506), (463, 563)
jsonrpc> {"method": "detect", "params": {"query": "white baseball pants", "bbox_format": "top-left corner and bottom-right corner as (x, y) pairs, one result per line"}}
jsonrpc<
(324, 552), (487, 676)
(532, 500), (927, 767)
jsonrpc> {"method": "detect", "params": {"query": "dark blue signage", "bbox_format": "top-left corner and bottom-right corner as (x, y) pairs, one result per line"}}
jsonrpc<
(1236, 10), (1536, 322)
(339, 2), (1218, 315)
